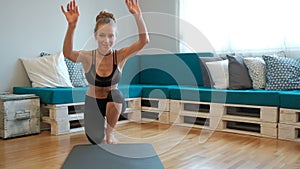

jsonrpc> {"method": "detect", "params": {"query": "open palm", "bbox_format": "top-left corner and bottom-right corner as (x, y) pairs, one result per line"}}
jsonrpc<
(125, 0), (141, 15)
(61, 0), (80, 25)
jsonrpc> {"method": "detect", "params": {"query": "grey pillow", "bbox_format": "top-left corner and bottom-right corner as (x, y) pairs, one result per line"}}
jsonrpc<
(199, 57), (226, 87)
(227, 55), (253, 89)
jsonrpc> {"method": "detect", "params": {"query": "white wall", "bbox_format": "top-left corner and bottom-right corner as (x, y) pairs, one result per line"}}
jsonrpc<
(139, 0), (180, 54)
(0, 0), (139, 92)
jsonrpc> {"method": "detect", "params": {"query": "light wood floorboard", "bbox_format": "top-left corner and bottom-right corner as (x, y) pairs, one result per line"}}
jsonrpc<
(1, 122), (300, 169)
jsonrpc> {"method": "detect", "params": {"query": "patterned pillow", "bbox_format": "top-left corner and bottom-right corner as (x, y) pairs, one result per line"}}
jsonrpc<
(244, 57), (266, 89)
(262, 55), (300, 90)
(40, 51), (87, 87)
(64, 58), (88, 87)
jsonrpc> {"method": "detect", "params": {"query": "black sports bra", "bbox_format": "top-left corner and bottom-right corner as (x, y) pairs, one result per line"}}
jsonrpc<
(85, 50), (122, 87)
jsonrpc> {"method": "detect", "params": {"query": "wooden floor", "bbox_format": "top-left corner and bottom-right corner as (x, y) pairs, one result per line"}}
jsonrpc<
(1, 122), (300, 169)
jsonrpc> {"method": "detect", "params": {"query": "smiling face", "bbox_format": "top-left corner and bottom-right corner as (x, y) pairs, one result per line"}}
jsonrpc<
(94, 23), (117, 55)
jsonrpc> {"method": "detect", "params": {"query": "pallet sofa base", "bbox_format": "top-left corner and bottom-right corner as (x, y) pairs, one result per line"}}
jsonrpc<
(278, 108), (300, 142)
(170, 100), (279, 138)
(40, 98), (142, 135)
(12, 86), (281, 139)
(41, 102), (85, 135)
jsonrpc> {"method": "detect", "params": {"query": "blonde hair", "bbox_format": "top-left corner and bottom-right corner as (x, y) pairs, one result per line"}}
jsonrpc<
(94, 11), (116, 33)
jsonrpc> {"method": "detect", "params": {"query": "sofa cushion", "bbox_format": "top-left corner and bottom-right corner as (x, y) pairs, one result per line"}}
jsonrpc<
(119, 56), (140, 85)
(118, 85), (143, 98)
(13, 85), (142, 104)
(139, 53), (213, 86)
(170, 87), (279, 106)
(13, 86), (88, 104)
(141, 85), (179, 99)
(279, 90), (300, 109)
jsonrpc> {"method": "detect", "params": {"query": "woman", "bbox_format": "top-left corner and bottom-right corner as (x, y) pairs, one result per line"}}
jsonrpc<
(61, 0), (149, 144)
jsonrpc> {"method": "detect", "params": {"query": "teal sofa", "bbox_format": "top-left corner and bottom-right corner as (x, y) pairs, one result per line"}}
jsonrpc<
(13, 52), (300, 115)
(14, 52), (213, 104)
(13, 52), (300, 140)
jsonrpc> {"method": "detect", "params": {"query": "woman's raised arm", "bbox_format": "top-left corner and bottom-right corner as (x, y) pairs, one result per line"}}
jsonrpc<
(61, 0), (80, 62)
(119, 0), (149, 61)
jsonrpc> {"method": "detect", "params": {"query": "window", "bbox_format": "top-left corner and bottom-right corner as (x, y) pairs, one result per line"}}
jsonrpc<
(179, 0), (300, 57)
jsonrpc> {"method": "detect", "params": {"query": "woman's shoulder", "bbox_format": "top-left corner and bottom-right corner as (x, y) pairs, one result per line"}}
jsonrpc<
(115, 48), (128, 57)
(79, 50), (93, 56)
(76, 50), (94, 63)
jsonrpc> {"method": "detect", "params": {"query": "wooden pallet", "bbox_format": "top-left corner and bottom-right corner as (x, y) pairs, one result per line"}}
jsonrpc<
(170, 100), (211, 124)
(219, 117), (278, 138)
(280, 108), (300, 124)
(141, 98), (169, 112)
(218, 103), (278, 123)
(124, 98), (141, 122)
(170, 100), (278, 138)
(278, 123), (300, 142)
(141, 110), (170, 124)
(41, 102), (85, 135)
(41, 98), (142, 135)
(140, 98), (170, 124)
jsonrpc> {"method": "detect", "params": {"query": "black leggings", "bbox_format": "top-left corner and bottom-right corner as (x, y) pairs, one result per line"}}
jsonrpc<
(84, 89), (126, 144)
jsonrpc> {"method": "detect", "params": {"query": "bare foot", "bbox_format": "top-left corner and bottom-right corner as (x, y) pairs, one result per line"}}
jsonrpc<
(106, 133), (118, 144)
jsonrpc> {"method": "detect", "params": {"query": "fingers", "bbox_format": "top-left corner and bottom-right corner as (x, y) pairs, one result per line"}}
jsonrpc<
(133, 0), (138, 6)
(71, 0), (76, 11)
(75, 5), (79, 15)
(126, 0), (138, 6)
(61, 5), (66, 14)
(61, 0), (79, 15)
(63, 0), (77, 12)
(125, 0), (132, 8)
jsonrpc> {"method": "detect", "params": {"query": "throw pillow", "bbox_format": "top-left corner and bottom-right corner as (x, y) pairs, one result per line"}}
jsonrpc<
(263, 55), (300, 90)
(205, 59), (229, 89)
(40, 51), (87, 87)
(21, 52), (73, 88)
(64, 58), (88, 87)
(227, 55), (252, 90)
(244, 57), (266, 89)
(199, 56), (227, 87)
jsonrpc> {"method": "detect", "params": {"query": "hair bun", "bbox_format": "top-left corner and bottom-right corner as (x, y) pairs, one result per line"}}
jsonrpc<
(96, 11), (116, 22)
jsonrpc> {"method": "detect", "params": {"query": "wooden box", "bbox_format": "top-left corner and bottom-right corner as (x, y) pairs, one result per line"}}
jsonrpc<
(278, 123), (300, 142)
(0, 94), (40, 139)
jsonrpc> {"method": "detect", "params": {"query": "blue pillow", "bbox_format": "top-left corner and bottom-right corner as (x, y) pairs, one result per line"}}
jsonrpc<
(263, 55), (300, 90)
(64, 58), (88, 87)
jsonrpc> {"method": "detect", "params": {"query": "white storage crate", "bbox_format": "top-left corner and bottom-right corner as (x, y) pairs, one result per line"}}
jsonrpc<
(0, 94), (40, 139)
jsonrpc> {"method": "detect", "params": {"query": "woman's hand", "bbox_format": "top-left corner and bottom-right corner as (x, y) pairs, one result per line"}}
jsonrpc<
(61, 0), (80, 27)
(125, 0), (141, 15)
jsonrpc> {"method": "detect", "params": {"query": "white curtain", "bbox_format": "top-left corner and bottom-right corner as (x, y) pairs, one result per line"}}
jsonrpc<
(179, 0), (300, 57)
